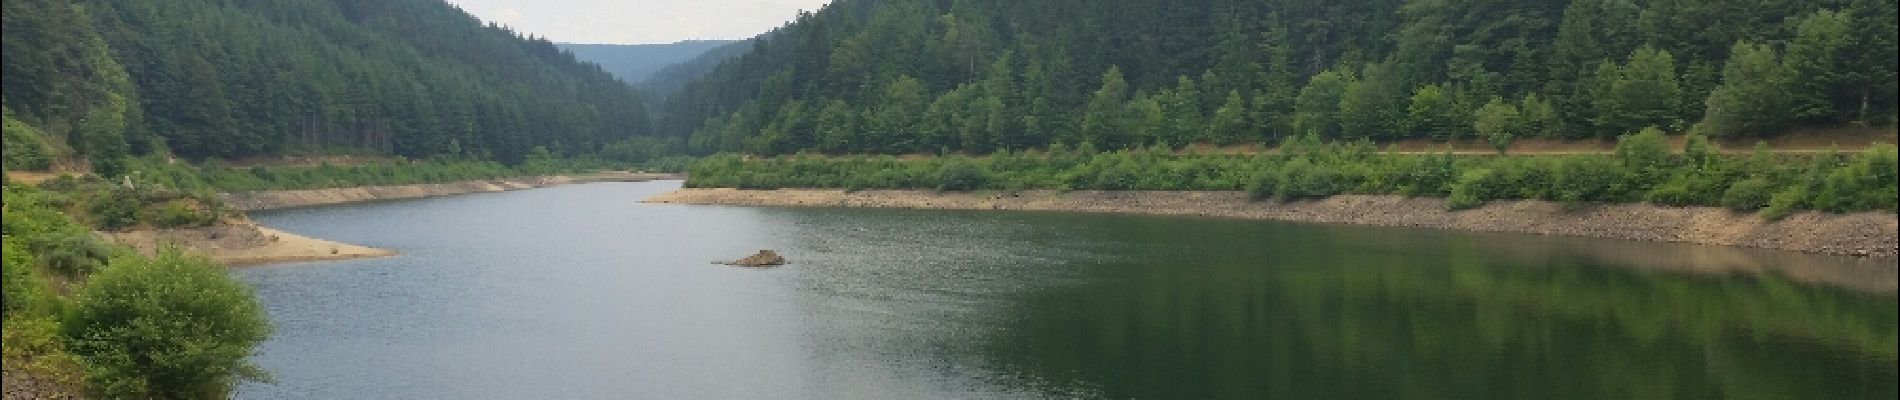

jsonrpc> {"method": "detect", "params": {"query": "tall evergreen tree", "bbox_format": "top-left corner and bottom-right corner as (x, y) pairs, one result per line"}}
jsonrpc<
(1590, 47), (1683, 136)
(1700, 42), (1793, 137)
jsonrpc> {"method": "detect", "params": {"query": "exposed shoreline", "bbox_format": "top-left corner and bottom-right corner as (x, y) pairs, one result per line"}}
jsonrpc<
(104, 222), (396, 266)
(103, 171), (684, 266)
(219, 171), (684, 211)
(646, 188), (1899, 259)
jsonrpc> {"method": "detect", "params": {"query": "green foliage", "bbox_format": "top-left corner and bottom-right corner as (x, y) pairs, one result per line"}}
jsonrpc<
(5, 182), (273, 397)
(689, 139), (1897, 216)
(1613, 127), (1677, 186)
(1811, 145), (1900, 213)
(1294, 69), (1353, 138)
(1591, 48), (1684, 136)
(3, 184), (115, 277)
(658, 0), (1898, 155)
(935, 159), (989, 192)
(1761, 186), (1809, 220)
(64, 250), (270, 399)
(1338, 63), (1406, 140)
(1517, 93), (1558, 138)
(1720, 177), (1775, 211)
(1406, 85), (1461, 140)
(1446, 168), (1505, 210)
(1473, 97), (1521, 153)
(2, 237), (53, 316)
(1700, 42), (1794, 137)
(1079, 67), (1131, 148)
(1783, 10), (1857, 124)
(2, 0), (657, 166)
(3, 108), (57, 170)
(1207, 91), (1250, 145)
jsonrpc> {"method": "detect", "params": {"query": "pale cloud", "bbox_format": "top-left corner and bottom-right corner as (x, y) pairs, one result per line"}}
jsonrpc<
(445, 0), (833, 44)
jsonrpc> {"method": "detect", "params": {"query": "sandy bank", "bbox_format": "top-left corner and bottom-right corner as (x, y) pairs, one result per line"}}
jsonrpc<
(103, 222), (395, 266)
(646, 188), (1898, 259)
(219, 171), (683, 211)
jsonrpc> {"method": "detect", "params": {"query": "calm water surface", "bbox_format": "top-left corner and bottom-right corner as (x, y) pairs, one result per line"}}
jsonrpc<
(234, 181), (1897, 399)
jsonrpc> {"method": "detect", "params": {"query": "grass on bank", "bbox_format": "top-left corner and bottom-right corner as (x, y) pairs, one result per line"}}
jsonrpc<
(686, 128), (1899, 218)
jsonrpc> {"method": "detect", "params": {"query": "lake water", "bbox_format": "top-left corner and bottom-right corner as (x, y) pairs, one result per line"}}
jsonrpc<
(234, 181), (1897, 399)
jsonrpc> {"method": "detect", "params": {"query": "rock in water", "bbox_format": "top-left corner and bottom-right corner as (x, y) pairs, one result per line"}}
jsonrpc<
(725, 250), (787, 267)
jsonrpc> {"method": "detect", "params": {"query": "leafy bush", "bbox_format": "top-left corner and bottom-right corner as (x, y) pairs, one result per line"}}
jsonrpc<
(64, 250), (270, 400)
(1811, 145), (1899, 212)
(1761, 186), (1808, 220)
(2, 238), (53, 316)
(1094, 162), (1138, 191)
(1646, 172), (1708, 206)
(1447, 168), (1506, 210)
(1614, 127), (1678, 186)
(935, 159), (988, 192)
(34, 232), (112, 277)
(144, 199), (218, 228)
(86, 187), (144, 229)
(1551, 156), (1629, 205)
(3, 111), (56, 171)
(1720, 177), (1775, 211)
(1271, 158), (1350, 200)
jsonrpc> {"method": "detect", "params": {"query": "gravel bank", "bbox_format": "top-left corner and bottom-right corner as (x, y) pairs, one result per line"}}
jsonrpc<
(219, 172), (682, 211)
(646, 188), (1898, 259)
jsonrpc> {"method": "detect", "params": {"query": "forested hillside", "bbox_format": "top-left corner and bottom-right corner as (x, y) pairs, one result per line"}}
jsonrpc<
(640, 40), (756, 100)
(661, 0), (1899, 155)
(560, 40), (742, 84)
(2, 0), (656, 173)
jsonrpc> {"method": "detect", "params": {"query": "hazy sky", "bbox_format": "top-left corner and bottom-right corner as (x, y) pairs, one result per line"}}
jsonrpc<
(445, 0), (832, 44)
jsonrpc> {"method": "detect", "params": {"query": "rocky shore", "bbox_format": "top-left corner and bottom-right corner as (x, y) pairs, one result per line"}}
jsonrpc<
(219, 171), (683, 211)
(646, 188), (1899, 259)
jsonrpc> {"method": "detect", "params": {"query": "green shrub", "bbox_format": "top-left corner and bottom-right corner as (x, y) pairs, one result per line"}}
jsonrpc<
(935, 160), (988, 192)
(1551, 156), (1628, 204)
(1720, 177), (1775, 211)
(144, 199), (217, 228)
(2, 238), (53, 316)
(3, 112), (56, 171)
(1275, 158), (1350, 200)
(1094, 162), (1138, 190)
(1245, 164), (1281, 200)
(1761, 186), (1808, 220)
(1811, 145), (1899, 212)
(1446, 168), (1505, 210)
(86, 187), (143, 230)
(1396, 153), (1457, 197)
(64, 250), (271, 399)
(1645, 172), (1700, 206)
(1614, 127), (1678, 186)
(34, 232), (112, 277)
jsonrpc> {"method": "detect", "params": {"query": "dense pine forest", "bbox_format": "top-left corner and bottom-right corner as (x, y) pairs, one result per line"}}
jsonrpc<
(661, 0), (1899, 155)
(2, 0), (657, 174)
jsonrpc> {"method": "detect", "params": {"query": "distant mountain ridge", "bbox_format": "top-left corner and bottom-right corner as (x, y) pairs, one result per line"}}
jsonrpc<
(560, 40), (743, 84)
(640, 40), (756, 98)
